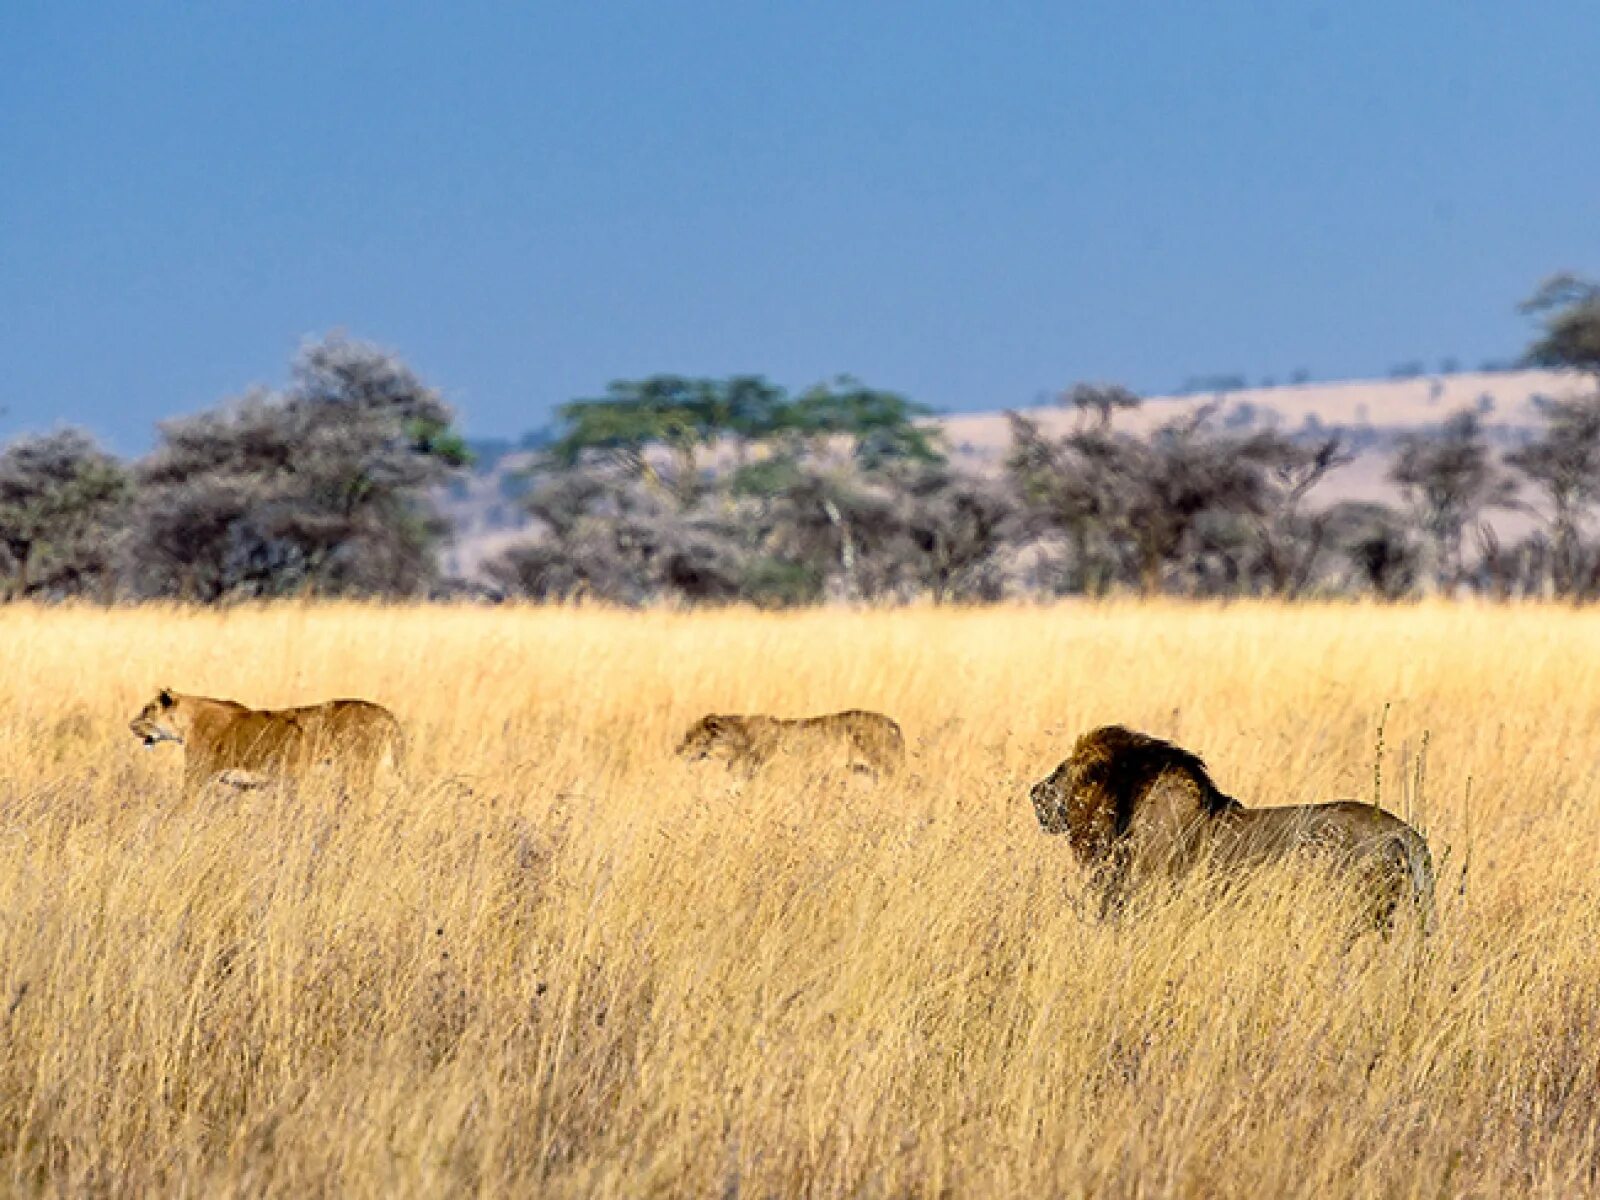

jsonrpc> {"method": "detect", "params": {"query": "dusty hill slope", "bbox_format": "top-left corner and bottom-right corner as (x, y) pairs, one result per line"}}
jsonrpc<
(943, 369), (1584, 457)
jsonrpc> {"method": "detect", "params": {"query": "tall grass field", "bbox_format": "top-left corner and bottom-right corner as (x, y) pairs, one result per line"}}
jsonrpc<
(1, 603), (1597, 1196)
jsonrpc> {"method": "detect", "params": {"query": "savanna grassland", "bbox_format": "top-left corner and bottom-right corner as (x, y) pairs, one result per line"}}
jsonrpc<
(2, 602), (1599, 1197)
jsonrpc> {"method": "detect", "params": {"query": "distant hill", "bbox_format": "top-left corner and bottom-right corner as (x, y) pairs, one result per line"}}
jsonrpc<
(438, 369), (1590, 579)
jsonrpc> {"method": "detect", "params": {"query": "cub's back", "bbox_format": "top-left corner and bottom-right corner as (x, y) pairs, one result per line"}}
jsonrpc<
(783, 709), (905, 774)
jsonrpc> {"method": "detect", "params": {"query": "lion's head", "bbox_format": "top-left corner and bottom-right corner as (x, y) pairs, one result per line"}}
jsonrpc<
(1029, 725), (1231, 867)
(129, 688), (184, 748)
(1028, 764), (1074, 835)
(675, 715), (748, 764)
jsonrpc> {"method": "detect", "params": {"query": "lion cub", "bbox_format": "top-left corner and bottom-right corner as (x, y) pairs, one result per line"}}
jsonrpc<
(129, 688), (405, 795)
(676, 710), (905, 779)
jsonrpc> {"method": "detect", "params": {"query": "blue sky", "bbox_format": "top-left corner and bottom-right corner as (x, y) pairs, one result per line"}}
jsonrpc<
(3, 1), (1597, 450)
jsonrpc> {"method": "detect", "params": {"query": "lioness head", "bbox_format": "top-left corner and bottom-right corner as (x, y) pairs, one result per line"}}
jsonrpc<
(129, 688), (183, 748)
(676, 715), (745, 764)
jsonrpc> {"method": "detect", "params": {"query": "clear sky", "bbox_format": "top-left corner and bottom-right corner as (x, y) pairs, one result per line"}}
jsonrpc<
(3, 1), (1597, 450)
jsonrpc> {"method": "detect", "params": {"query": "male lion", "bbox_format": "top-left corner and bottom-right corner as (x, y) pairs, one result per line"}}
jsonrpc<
(676, 710), (906, 779)
(1029, 725), (1434, 929)
(129, 688), (405, 795)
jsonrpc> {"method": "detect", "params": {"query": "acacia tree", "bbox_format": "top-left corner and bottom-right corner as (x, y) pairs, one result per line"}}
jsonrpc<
(531, 374), (942, 604)
(1522, 273), (1600, 375)
(1061, 382), (1142, 430)
(781, 378), (940, 468)
(549, 374), (938, 510)
(552, 376), (748, 507)
(754, 380), (943, 600)
(0, 429), (130, 600)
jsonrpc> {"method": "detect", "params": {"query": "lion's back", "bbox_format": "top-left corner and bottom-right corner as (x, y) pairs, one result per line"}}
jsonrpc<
(1226, 801), (1427, 856)
(204, 699), (403, 776)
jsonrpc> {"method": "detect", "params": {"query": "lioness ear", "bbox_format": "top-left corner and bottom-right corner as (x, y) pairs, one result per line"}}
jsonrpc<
(703, 715), (725, 731)
(158, 688), (176, 708)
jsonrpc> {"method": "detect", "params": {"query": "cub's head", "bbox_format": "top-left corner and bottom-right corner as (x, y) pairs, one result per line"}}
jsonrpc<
(676, 714), (746, 763)
(129, 688), (184, 748)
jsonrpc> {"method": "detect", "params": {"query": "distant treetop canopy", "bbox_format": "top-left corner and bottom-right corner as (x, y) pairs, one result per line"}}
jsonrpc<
(553, 374), (941, 476)
(6, 273), (1600, 606)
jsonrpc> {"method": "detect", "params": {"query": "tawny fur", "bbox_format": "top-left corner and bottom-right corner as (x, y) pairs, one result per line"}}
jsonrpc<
(676, 710), (906, 779)
(1029, 725), (1434, 928)
(129, 688), (405, 795)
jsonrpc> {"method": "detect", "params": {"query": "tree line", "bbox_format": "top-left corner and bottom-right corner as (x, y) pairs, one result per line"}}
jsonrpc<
(0, 336), (468, 602)
(6, 276), (1600, 605)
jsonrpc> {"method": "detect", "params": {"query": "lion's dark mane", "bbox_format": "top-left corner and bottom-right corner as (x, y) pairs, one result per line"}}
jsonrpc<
(1058, 725), (1238, 847)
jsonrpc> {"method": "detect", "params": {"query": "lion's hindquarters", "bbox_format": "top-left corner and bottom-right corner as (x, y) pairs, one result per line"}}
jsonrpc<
(312, 704), (407, 786)
(1217, 803), (1435, 926)
(1395, 825), (1437, 932)
(840, 713), (906, 777)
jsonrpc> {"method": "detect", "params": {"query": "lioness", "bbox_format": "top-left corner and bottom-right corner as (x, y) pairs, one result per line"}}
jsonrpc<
(129, 688), (405, 795)
(676, 710), (906, 779)
(1029, 725), (1434, 929)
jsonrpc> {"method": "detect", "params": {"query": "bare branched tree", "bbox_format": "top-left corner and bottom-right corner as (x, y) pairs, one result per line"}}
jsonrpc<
(888, 462), (1017, 603)
(1005, 413), (1136, 594)
(1390, 410), (1517, 594)
(1121, 407), (1280, 596)
(1248, 433), (1353, 597)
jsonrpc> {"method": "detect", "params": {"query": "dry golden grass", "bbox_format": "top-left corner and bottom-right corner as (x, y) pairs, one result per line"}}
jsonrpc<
(2, 601), (1598, 1197)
